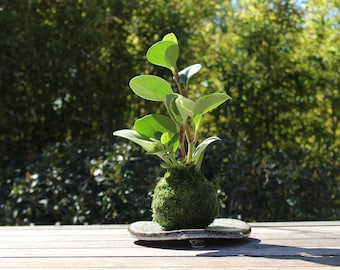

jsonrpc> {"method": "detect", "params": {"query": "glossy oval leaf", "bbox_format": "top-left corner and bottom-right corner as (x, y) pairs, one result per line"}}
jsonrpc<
(129, 75), (173, 101)
(113, 129), (158, 152)
(146, 41), (179, 71)
(175, 95), (195, 123)
(133, 114), (178, 140)
(194, 93), (231, 115)
(192, 136), (221, 170)
(165, 94), (182, 124)
(162, 33), (178, 44)
(178, 64), (202, 84)
(160, 132), (171, 145)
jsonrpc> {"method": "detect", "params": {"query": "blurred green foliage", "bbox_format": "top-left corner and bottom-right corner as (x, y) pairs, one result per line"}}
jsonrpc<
(0, 0), (339, 225)
(3, 139), (160, 225)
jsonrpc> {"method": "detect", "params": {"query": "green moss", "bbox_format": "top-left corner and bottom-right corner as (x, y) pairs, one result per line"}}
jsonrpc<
(151, 166), (219, 230)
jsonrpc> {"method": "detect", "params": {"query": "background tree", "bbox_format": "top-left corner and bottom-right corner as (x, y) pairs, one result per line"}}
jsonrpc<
(199, 0), (339, 220)
(0, 0), (338, 225)
(0, 0), (134, 161)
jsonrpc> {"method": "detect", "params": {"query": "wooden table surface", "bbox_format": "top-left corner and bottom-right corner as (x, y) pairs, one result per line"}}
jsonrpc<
(0, 221), (339, 269)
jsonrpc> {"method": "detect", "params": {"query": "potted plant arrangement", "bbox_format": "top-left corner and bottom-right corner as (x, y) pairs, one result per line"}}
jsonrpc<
(113, 33), (250, 241)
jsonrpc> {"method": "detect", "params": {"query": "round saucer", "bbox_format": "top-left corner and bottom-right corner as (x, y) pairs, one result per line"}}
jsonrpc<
(128, 218), (251, 247)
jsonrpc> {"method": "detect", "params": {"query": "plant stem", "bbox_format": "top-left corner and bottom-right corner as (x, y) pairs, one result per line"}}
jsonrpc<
(173, 67), (188, 160)
(186, 142), (194, 163)
(185, 125), (194, 163)
(173, 67), (186, 97)
(193, 129), (199, 144)
(179, 125), (186, 158)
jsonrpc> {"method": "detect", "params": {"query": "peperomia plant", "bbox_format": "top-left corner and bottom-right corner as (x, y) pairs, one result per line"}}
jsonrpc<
(113, 33), (231, 171)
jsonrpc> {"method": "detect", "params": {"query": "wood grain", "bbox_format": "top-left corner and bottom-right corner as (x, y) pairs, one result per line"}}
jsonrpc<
(0, 221), (339, 269)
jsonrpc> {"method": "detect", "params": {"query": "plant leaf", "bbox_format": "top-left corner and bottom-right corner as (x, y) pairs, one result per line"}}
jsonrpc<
(162, 33), (178, 44)
(192, 136), (221, 170)
(165, 94), (182, 124)
(129, 75), (173, 101)
(175, 95), (195, 123)
(193, 113), (202, 131)
(160, 132), (171, 145)
(178, 64), (201, 85)
(133, 114), (178, 140)
(113, 129), (158, 152)
(194, 93), (231, 115)
(146, 41), (179, 71)
(169, 132), (180, 152)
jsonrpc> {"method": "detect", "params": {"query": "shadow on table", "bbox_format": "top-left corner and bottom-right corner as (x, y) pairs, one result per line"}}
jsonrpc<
(134, 238), (249, 250)
(201, 238), (340, 267)
(135, 238), (340, 267)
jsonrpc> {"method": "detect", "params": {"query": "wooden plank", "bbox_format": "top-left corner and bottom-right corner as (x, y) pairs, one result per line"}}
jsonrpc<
(0, 222), (338, 238)
(1, 237), (339, 250)
(0, 221), (339, 269)
(1, 225), (338, 248)
(0, 227), (128, 237)
(1, 232), (339, 258)
(1, 246), (339, 258)
(0, 256), (338, 269)
(249, 221), (340, 227)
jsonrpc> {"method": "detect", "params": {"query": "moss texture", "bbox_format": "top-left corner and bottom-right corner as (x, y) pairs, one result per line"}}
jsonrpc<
(151, 166), (219, 230)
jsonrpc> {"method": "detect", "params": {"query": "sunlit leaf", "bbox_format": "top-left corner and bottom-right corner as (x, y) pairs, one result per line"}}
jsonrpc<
(192, 136), (221, 170)
(194, 93), (231, 115)
(175, 95), (195, 123)
(133, 114), (178, 140)
(165, 94), (182, 124)
(113, 129), (158, 152)
(193, 113), (202, 131)
(129, 75), (173, 101)
(178, 64), (201, 85)
(146, 40), (179, 71)
(162, 33), (178, 44)
(161, 132), (171, 145)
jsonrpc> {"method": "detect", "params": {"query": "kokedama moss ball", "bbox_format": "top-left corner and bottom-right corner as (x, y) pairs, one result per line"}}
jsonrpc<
(151, 166), (219, 230)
